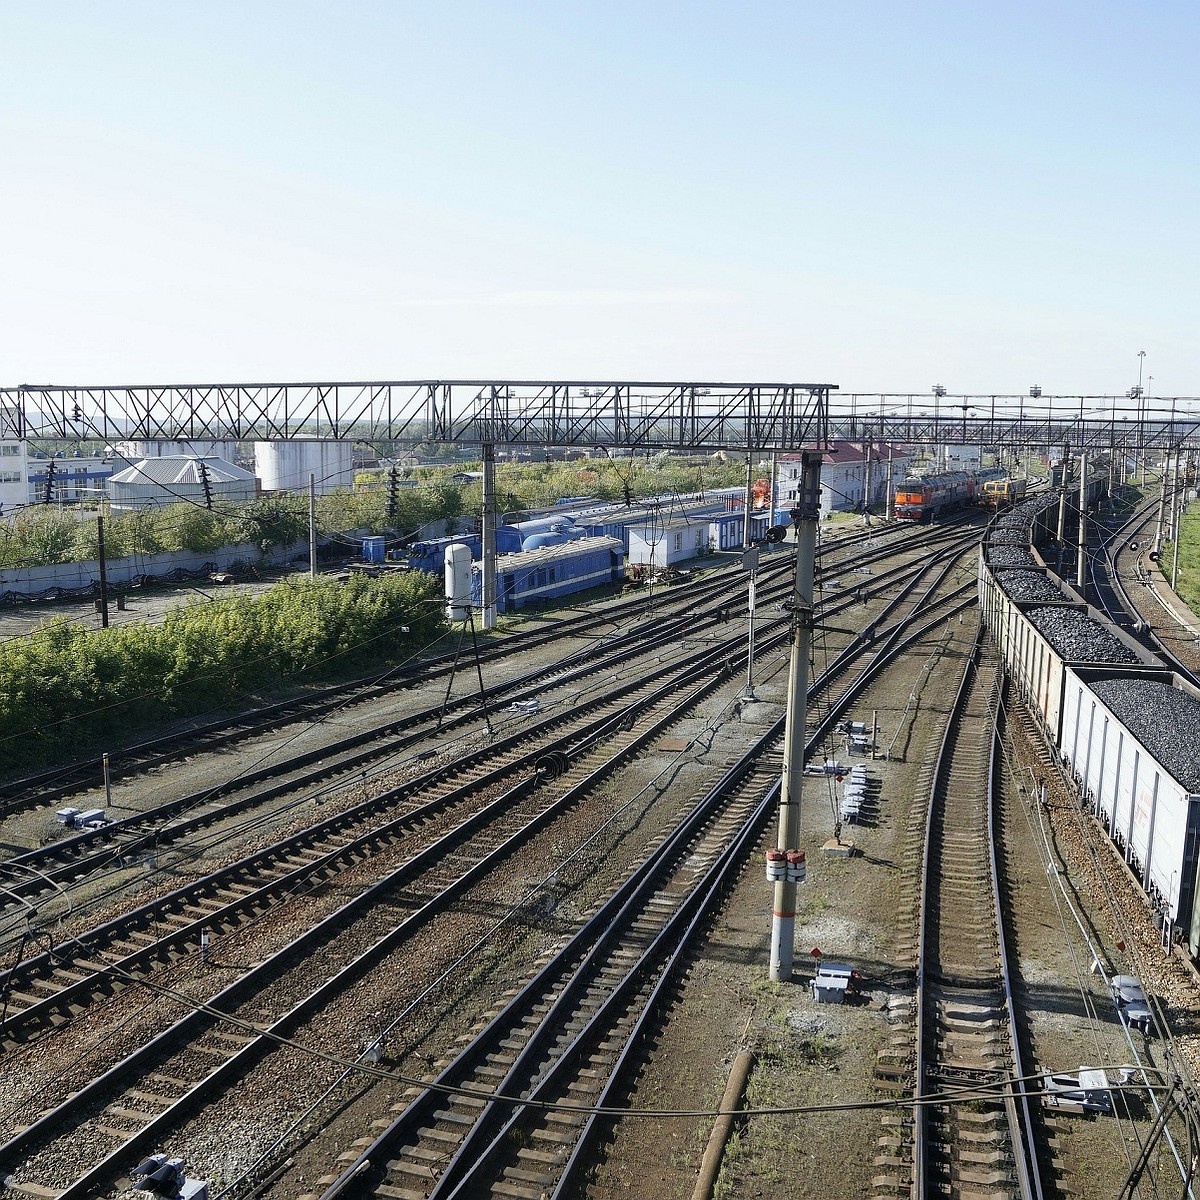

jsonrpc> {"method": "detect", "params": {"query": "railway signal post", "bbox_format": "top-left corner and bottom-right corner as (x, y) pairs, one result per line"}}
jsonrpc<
(770, 450), (821, 982)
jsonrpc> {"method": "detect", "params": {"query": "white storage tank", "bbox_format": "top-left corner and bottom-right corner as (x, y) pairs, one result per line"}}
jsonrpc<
(115, 439), (240, 461)
(445, 543), (473, 621)
(255, 441), (355, 494)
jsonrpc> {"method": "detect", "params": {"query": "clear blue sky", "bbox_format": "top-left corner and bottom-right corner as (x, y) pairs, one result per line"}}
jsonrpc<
(1, 1), (1195, 399)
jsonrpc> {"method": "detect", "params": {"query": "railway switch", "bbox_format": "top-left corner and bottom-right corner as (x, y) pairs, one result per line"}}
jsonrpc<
(130, 1153), (209, 1199)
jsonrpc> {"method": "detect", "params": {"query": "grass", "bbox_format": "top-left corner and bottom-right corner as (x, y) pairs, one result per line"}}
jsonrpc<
(1163, 503), (1200, 615)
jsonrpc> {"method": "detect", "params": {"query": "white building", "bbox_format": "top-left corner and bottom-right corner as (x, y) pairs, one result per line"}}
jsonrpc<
(627, 518), (711, 567)
(778, 442), (911, 518)
(0, 438), (26, 519)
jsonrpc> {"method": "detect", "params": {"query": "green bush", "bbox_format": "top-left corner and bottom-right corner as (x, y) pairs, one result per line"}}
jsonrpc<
(0, 572), (443, 769)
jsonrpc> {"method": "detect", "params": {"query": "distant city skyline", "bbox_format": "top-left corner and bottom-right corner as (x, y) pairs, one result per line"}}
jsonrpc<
(2, 2), (1196, 396)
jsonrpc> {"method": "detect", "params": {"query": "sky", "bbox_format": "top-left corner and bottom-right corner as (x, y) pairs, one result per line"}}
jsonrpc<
(1, 1), (1196, 400)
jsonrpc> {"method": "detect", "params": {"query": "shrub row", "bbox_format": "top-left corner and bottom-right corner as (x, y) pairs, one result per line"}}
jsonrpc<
(0, 571), (443, 769)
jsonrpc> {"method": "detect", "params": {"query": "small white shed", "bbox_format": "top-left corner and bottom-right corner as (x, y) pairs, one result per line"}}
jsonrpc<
(627, 518), (710, 567)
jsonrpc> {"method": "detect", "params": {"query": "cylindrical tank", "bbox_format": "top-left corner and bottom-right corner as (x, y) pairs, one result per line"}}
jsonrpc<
(445, 543), (473, 621)
(522, 532), (567, 550)
(255, 440), (356, 494)
(511, 515), (576, 538)
(115, 439), (239, 460)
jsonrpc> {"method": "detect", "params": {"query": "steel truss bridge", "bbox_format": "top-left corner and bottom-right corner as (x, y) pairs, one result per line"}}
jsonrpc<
(1, 381), (1198, 453)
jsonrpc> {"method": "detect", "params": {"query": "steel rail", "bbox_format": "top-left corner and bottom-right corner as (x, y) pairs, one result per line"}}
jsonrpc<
(0, 565), (977, 1046)
(0, 628), (758, 1040)
(316, 587), (983, 1199)
(911, 632), (1038, 1200)
(0, 660), (741, 1193)
(6, 551), (981, 1198)
(1090, 497), (1200, 689)
(0, 530), (984, 1046)
(0, 524), (979, 925)
(0, 515), (958, 822)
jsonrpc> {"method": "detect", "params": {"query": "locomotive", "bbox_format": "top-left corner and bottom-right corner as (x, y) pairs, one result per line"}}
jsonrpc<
(893, 471), (976, 521)
(980, 476), (1029, 508)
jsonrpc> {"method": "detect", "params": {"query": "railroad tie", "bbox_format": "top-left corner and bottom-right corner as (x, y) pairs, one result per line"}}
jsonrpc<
(433, 1107), (476, 1125)
(516, 1146), (566, 1166)
(372, 1184), (427, 1200)
(0, 1181), (63, 1197)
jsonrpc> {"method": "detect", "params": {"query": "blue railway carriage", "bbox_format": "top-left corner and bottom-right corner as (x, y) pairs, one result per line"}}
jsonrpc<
(408, 528), (523, 573)
(476, 536), (625, 613)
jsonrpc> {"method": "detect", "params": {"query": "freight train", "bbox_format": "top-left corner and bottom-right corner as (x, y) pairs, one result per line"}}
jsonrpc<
(1049, 455), (1110, 510)
(978, 493), (1200, 955)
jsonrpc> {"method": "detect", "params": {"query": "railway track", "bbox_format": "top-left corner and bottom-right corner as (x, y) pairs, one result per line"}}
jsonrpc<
(306, 602), (987, 1200)
(0, 517), (975, 824)
(0, 538), (978, 1047)
(0, 534), (984, 1198)
(1089, 493), (1200, 687)
(873, 635), (1043, 1199)
(0, 527), (983, 940)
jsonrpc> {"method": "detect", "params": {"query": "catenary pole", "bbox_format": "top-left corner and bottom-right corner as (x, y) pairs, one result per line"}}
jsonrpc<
(1075, 452), (1088, 594)
(770, 450), (821, 982)
(481, 443), (497, 630)
(308, 474), (316, 581)
(96, 516), (110, 628)
(1154, 453), (1172, 557)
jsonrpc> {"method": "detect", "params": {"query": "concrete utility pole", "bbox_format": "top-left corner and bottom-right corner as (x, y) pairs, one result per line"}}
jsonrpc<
(1076, 452), (1088, 595)
(1154, 452), (1172, 557)
(742, 453), (755, 548)
(885, 445), (894, 521)
(481, 444), (497, 630)
(1055, 448), (1069, 577)
(308, 474), (317, 580)
(1171, 453), (1184, 590)
(770, 451), (821, 983)
(96, 516), (110, 628)
(743, 543), (759, 701)
(862, 434), (873, 525)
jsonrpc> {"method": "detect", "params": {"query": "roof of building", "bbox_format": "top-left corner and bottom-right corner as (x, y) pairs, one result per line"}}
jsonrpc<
(108, 455), (256, 486)
(487, 535), (624, 568)
(780, 441), (911, 465)
(629, 514), (735, 534)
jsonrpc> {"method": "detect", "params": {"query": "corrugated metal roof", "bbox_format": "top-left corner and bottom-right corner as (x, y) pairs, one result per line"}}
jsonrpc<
(108, 455), (256, 486)
(491, 536), (623, 567)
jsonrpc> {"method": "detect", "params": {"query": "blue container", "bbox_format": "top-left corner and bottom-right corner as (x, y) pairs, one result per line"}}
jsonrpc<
(363, 536), (386, 563)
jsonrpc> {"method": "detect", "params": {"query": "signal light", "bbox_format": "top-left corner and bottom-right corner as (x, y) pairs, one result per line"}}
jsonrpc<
(764, 524), (789, 544)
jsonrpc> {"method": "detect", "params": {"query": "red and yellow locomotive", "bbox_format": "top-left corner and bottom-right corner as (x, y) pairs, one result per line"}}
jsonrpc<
(893, 471), (976, 521)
